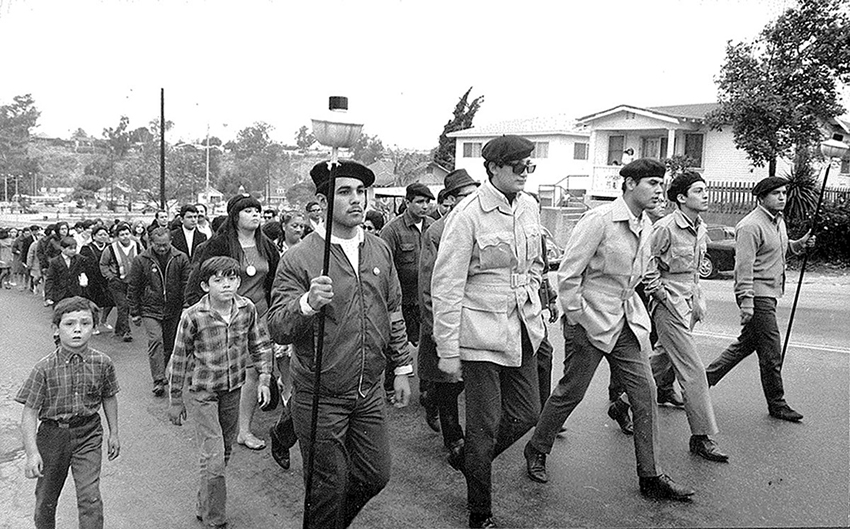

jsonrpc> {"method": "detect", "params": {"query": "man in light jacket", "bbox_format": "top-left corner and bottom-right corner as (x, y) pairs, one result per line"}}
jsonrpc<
(432, 135), (544, 529)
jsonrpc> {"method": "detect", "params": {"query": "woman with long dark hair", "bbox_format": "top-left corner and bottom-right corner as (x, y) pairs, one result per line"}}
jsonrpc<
(80, 225), (116, 334)
(186, 194), (280, 450)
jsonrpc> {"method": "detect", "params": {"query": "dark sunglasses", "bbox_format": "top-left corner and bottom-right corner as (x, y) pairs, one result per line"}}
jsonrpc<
(506, 160), (536, 175)
(362, 224), (375, 232)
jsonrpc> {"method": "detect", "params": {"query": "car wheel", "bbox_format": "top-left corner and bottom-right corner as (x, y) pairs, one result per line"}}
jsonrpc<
(699, 254), (718, 279)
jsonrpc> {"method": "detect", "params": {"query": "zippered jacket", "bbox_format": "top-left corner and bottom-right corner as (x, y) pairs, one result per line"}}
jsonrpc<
(128, 247), (191, 320)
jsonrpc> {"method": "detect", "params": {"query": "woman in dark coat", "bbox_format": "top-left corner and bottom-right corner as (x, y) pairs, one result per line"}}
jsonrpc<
(79, 225), (116, 334)
(185, 194), (280, 450)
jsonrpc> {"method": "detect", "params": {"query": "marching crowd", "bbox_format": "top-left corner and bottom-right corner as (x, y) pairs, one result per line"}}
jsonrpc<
(9, 134), (815, 529)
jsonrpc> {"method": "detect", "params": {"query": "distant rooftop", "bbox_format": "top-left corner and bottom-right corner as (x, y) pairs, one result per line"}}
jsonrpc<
(448, 113), (588, 138)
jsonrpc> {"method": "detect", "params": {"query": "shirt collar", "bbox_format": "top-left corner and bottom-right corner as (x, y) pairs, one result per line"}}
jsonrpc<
(479, 179), (514, 214)
(198, 293), (249, 313)
(673, 208), (701, 232)
(316, 225), (365, 245)
(57, 345), (87, 362)
(757, 205), (782, 224)
(403, 208), (424, 227)
(611, 196), (648, 236)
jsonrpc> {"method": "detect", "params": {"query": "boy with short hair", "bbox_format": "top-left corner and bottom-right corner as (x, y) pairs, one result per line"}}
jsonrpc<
(168, 256), (273, 529)
(16, 296), (120, 529)
(44, 236), (88, 305)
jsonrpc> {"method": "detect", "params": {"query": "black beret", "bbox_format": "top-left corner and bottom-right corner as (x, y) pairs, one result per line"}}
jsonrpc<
(443, 168), (479, 197)
(752, 176), (788, 197)
(667, 171), (706, 203)
(620, 158), (667, 180)
(482, 135), (534, 164)
(226, 193), (262, 216)
(406, 182), (435, 201)
(310, 160), (375, 195)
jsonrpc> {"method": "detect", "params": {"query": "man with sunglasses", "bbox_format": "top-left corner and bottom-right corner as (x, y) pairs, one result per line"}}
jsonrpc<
(432, 135), (545, 528)
(303, 201), (324, 237)
(262, 207), (278, 224)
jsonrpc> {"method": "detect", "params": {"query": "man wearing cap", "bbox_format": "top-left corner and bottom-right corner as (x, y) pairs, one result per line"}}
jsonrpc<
(418, 168), (479, 463)
(645, 171), (728, 462)
(705, 176), (814, 422)
(432, 135), (545, 528)
(268, 160), (412, 529)
(523, 158), (695, 502)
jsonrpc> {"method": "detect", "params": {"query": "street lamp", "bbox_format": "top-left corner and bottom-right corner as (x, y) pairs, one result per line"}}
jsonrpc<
(302, 96), (363, 529)
(782, 134), (850, 360)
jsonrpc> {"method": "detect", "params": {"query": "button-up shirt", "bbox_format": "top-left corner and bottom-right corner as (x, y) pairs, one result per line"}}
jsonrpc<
(381, 208), (433, 306)
(15, 346), (119, 422)
(558, 196), (655, 354)
(169, 294), (273, 401)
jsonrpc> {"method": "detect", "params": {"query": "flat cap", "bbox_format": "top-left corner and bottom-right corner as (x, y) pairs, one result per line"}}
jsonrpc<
(667, 171), (706, 203)
(482, 135), (534, 164)
(751, 176), (788, 197)
(443, 168), (479, 197)
(406, 182), (435, 201)
(620, 158), (667, 180)
(310, 160), (375, 195)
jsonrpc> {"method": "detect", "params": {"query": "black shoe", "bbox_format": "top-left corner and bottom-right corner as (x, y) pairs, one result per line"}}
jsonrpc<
(523, 443), (548, 483)
(447, 439), (465, 473)
(269, 425), (291, 470)
(122, 332), (133, 343)
(607, 400), (634, 435)
(639, 474), (695, 501)
(425, 404), (441, 433)
(657, 390), (685, 408)
(769, 406), (803, 422)
(152, 383), (165, 397)
(469, 512), (496, 528)
(689, 435), (729, 462)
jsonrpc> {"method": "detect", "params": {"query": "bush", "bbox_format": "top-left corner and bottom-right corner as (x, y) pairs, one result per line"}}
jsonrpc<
(787, 199), (850, 265)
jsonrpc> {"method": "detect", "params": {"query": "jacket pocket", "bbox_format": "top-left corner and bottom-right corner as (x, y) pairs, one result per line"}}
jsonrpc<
(399, 242), (416, 264)
(477, 232), (513, 270)
(459, 289), (508, 352)
(669, 244), (695, 273)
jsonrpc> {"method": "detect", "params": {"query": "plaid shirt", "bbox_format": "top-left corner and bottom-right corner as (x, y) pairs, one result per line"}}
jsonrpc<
(169, 293), (273, 401)
(15, 346), (119, 422)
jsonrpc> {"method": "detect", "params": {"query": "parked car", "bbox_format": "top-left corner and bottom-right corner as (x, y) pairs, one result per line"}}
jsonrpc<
(700, 225), (736, 279)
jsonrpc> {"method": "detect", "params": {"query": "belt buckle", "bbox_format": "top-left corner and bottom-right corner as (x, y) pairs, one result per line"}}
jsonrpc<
(510, 273), (527, 288)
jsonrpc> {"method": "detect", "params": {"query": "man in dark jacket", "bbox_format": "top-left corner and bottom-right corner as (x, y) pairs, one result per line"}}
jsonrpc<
(128, 227), (190, 396)
(171, 204), (208, 260)
(268, 160), (412, 529)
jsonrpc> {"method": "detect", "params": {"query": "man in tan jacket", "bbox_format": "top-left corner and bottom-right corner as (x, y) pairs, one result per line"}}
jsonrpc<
(432, 135), (544, 529)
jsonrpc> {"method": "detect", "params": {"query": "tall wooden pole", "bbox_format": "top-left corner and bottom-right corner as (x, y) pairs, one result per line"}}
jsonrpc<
(160, 88), (166, 210)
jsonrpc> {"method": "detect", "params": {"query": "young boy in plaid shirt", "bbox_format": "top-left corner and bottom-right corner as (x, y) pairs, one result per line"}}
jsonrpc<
(168, 256), (273, 529)
(16, 296), (121, 529)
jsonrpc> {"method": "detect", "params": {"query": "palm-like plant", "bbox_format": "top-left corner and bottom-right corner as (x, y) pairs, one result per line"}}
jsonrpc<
(782, 147), (818, 224)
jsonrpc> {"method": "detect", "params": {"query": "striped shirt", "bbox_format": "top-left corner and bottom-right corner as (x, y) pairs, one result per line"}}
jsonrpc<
(169, 293), (273, 401)
(15, 347), (119, 422)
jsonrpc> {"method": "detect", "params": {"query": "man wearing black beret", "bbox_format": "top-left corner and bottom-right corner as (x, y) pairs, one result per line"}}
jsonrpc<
(432, 135), (545, 528)
(705, 176), (814, 422)
(524, 158), (695, 502)
(645, 171), (728, 462)
(268, 160), (413, 528)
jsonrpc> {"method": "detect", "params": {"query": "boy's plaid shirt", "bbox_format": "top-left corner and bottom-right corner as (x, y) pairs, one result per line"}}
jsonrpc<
(169, 294), (273, 401)
(15, 347), (119, 421)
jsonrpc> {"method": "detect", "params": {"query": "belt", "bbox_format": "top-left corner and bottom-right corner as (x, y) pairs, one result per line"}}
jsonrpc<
(42, 414), (98, 429)
(510, 273), (529, 288)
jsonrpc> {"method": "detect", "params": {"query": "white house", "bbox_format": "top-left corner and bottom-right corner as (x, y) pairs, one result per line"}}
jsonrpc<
(448, 114), (591, 193)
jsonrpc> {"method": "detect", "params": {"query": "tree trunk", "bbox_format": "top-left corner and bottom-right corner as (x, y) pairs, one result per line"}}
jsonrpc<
(769, 157), (777, 177)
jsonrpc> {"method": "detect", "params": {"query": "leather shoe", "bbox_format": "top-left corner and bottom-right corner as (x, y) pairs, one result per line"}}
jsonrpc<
(425, 401), (441, 433)
(269, 426), (290, 470)
(469, 513), (497, 528)
(447, 438), (465, 473)
(607, 400), (634, 435)
(657, 389), (685, 408)
(689, 435), (729, 462)
(769, 406), (803, 422)
(639, 474), (695, 501)
(523, 443), (548, 483)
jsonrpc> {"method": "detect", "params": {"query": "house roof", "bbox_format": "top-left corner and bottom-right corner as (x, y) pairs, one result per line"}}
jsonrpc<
(367, 159), (397, 187)
(577, 103), (720, 124)
(447, 114), (589, 138)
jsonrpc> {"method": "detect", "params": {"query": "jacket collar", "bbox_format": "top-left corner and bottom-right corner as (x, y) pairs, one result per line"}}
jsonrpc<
(757, 205), (782, 224)
(611, 197), (648, 237)
(672, 208), (701, 233)
(479, 179), (514, 214)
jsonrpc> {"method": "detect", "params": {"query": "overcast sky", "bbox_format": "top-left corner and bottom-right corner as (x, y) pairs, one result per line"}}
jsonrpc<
(1, 0), (844, 150)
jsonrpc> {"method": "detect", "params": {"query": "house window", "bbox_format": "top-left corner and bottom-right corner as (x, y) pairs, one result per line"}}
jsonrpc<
(463, 142), (482, 158)
(608, 135), (624, 165)
(573, 142), (589, 160)
(640, 136), (668, 160)
(684, 133), (704, 168)
(532, 142), (549, 158)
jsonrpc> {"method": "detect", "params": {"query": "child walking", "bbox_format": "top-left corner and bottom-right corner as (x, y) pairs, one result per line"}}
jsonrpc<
(16, 296), (120, 529)
(0, 227), (13, 288)
(168, 256), (273, 528)
(44, 237), (88, 305)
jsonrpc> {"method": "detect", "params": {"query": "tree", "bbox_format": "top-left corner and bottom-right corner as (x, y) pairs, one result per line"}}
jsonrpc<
(351, 133), (384, 165)
(294, 125), (315, 152)
(0, 94), (41, 199)
(225, 122), (280, 199)
(433, 87), (484, 170)
(706, 0), (850, 177)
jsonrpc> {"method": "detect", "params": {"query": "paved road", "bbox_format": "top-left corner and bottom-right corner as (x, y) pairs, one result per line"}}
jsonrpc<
(0, 271), (847, 528)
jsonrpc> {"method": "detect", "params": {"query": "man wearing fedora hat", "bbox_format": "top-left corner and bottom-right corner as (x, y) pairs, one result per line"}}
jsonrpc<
(418, 168), (479, 460)
(432, 135), (545, 528)
(268, 160), (412, 529)
(705, 176), (814, 422)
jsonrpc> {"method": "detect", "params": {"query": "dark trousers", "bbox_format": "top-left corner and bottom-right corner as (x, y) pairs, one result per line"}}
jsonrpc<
(563, 317), (625, 404)
(706, 296), (787, 411)
(141, 316), (179, 384)
(107, 281), (130, 336)
(530, 323), (660, 478)
(463, 327), (539, 516)
(536, 322), (554, 410)
(431, 380), (465, 447)
(34, 415), (103, 529)
(293, 383), (390, 529)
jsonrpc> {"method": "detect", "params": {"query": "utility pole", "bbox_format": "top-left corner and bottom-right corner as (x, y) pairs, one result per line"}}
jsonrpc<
(160, 88), (166, 210)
